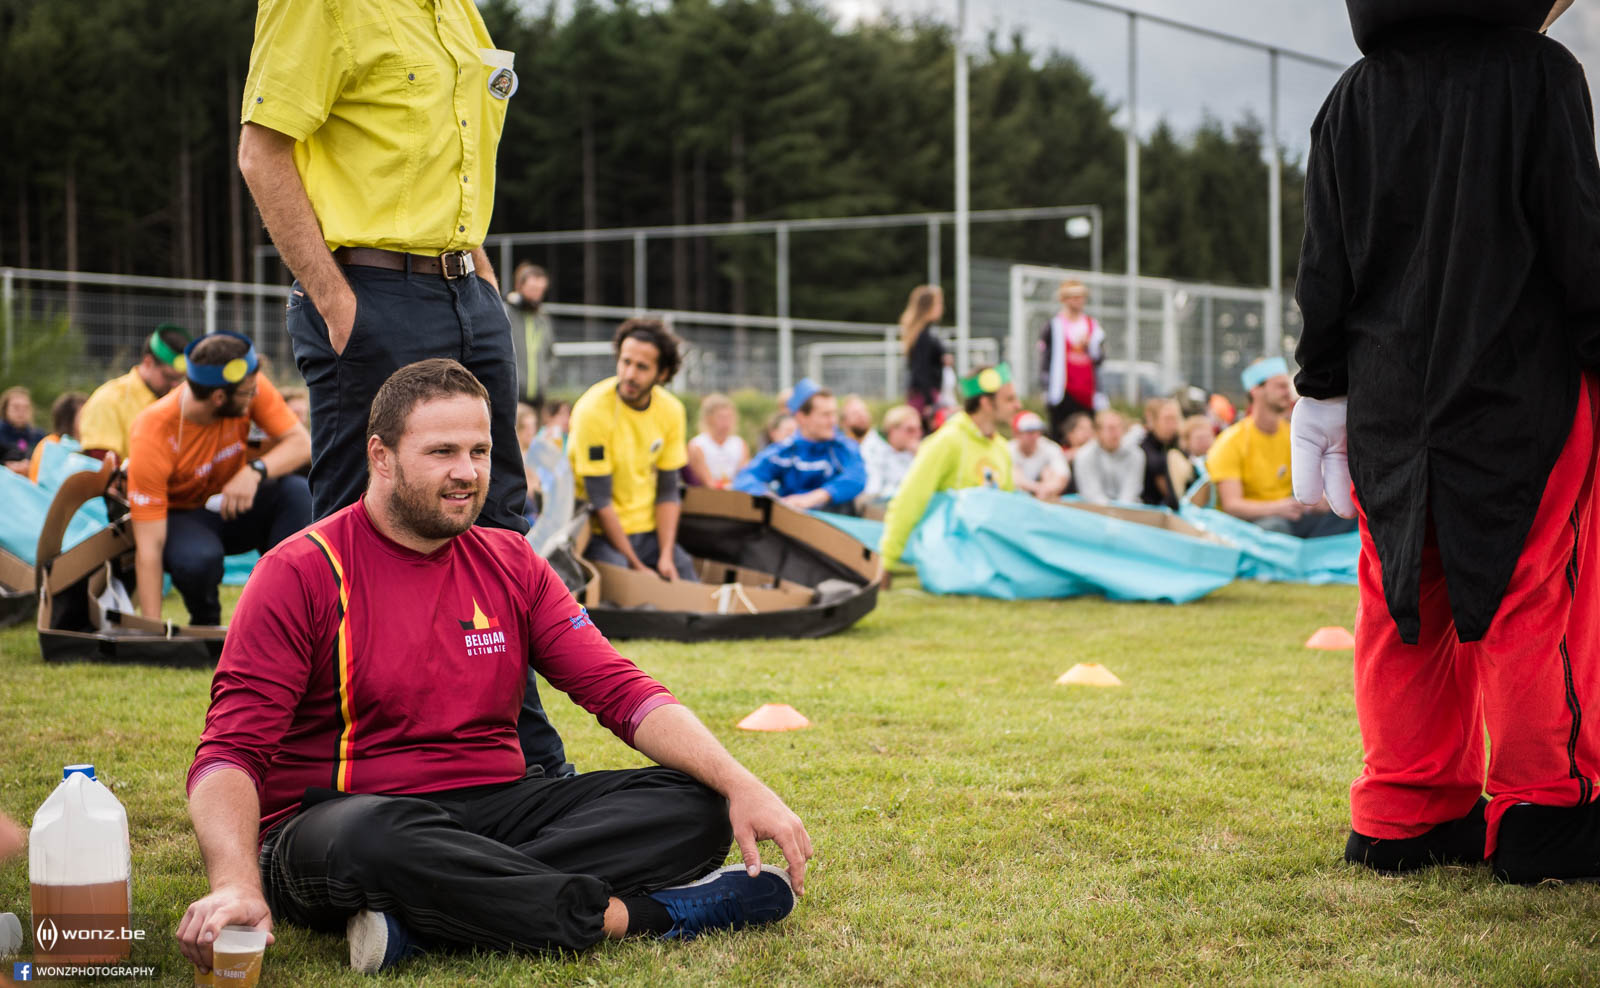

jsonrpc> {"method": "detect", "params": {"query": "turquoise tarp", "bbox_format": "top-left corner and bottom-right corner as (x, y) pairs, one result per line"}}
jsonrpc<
(815, 488), (1240, 603)
(0, 443), (258, 584)
(812, 486), (1359, 600)
(1, 444), (109, 565)
(1177, 501), (1358, 585)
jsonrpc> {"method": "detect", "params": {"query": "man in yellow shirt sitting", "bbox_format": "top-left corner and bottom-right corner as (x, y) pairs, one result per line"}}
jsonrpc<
(568, 320), (697, 582)
(1207, 357), (1355, 538)
(76, 323), (191, 462)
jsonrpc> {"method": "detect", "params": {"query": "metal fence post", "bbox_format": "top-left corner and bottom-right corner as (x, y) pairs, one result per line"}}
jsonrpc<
(1161, 286), (1179, 393)
(204, 282), (218, 336)
(633, 232), (647, 313)
(1, 268), (13, 374)
(776, 223), (793, 391)
(926, 218), (940, 288)
(1009, 265), (1028, 397)
(1202, 293), (1215, 393)
(884, 328), (898, 399)
(499, 240), (513, 291)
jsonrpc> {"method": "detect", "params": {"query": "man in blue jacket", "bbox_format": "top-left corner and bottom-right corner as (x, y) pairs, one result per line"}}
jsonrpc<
(735, 379), (866, 513)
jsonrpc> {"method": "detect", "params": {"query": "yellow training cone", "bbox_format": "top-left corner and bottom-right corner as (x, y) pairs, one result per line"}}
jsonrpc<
(1055, 663), (1122, 687)
(1306, 626), (1356, 650)
(737, 703), (812, 731)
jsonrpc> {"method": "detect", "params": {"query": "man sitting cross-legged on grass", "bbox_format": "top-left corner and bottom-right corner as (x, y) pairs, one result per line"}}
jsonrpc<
(176, 359), (811, 976)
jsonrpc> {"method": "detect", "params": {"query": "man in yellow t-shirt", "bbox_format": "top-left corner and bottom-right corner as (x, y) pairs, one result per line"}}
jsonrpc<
(1208, 357), (1355, 538)
(568, 320), (696, 582)
(237, 0), (528, 535)
(77, 323), (191, 461)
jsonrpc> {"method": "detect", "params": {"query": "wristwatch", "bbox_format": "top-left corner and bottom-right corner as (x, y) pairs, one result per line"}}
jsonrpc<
(249, 459), (268, 482)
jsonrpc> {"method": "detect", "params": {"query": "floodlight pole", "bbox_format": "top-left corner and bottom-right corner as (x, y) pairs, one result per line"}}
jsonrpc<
(1123, 12), (1140, 404)
(1266, 48), (1283, 359)
(954, 0), (972, 376)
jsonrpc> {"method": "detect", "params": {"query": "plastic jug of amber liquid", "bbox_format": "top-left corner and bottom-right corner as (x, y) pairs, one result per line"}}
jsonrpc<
(29, 764), (133, 964)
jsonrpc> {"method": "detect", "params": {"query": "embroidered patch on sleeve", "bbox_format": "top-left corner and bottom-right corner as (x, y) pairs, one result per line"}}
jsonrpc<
(589, 445), (605, 461)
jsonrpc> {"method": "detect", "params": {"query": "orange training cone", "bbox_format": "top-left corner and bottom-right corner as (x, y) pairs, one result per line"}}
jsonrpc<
(1306, 626), (1356, 650)
(737, 703), (812, 732)
(1055, 663), (1122, 687)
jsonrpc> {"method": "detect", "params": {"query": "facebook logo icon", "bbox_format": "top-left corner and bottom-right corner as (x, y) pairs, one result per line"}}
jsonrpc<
(13, 961), (31, 981)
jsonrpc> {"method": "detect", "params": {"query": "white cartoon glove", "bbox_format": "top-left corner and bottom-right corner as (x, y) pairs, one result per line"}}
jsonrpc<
(1290, 396), (1355, 518)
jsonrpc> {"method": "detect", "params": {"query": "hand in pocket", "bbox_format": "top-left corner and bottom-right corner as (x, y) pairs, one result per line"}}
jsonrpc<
(321, 284), (359, 356)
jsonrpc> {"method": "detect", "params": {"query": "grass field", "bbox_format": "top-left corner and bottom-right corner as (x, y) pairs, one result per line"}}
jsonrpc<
(4, 578), (1599, 986)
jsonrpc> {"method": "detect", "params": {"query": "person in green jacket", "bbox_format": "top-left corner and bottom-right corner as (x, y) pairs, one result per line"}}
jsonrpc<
(880, 363), (1020, 567)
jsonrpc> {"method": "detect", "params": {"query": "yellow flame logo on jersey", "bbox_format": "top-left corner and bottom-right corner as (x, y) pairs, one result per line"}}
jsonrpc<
(457, 598), (501, 631)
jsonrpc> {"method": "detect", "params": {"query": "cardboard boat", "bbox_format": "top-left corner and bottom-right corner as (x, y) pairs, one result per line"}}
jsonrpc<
(0, 545), (32, 628)
(32, 459), (225, 666)
(550, 486), (883, 641)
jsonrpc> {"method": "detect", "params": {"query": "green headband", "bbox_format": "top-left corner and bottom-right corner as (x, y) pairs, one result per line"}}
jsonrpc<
(957, 362), (1013, 400)
(149, 324), (191, 371)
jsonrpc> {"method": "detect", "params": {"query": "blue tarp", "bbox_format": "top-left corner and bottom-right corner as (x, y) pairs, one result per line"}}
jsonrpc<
(1177, 501), (1358, 585)
(816, 489), (1240, 603)
(812, 486), (1359, 601)
(1, 444), (109, 565)
(0, 442), (258, 584)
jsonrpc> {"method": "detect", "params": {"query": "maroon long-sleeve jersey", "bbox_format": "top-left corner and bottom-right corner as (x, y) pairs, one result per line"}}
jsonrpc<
(186, 500), (676, 836)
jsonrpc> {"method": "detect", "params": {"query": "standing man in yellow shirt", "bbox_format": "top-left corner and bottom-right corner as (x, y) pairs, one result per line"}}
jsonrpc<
(567, 320), (696, 582)
(237, 0), (528, 533)
(1207, 357), (1354, 538)
(76, 323), (191, 462)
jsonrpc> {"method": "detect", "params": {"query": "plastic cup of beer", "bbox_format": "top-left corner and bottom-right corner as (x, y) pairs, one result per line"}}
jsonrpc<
(209, 926), (267, 986)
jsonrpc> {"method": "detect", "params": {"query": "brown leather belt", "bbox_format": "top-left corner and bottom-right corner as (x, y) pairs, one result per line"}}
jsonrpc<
(333, 246), (476, 280)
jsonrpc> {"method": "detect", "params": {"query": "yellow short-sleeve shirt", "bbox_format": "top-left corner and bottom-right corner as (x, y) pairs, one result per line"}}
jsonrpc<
(77, 368), (159, 460)
(1206, 416), (1293, 502)
(568, 378), (688, 536)
(241, 0), (513, 252)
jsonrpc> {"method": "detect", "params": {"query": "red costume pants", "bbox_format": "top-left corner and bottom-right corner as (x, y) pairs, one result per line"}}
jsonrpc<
(1351, 375), (1600, 857)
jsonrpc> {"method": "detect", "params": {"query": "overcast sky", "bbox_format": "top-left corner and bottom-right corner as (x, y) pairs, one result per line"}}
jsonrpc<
(830, 0), (1600, 158)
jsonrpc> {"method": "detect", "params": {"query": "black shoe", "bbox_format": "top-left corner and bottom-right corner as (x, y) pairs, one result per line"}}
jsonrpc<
(1345, 797), (1488, 873)
(1492, 800), (1600, 885)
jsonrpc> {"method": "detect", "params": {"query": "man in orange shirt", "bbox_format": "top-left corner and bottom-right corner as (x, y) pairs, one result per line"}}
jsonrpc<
(128, 332), (312, 624)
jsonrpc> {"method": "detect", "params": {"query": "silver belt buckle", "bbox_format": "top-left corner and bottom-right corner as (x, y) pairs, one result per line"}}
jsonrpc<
(439, 250), (474, 280)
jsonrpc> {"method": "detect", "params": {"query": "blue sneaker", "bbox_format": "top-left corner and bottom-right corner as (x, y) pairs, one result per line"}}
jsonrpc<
(347, 909), (424, 974)
(649, 864), (796, 940)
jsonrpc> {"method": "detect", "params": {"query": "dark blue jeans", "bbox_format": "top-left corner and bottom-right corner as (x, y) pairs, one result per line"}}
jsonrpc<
(284, 265), (529, 533)
(285, 263), (566, 775)
(164, 475), (312, 625)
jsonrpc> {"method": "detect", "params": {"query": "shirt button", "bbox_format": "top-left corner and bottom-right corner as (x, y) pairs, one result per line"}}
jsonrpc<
(407, 73), (415, 81)
(459, 225), (466, 232)
(462, 176), (469, 183)
(255, 97), (263, 103)
(460, 119), (467, 127)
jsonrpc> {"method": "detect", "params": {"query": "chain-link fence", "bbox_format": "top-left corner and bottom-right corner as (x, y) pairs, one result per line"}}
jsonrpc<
(1007, 264), (1301, 404)
(1, 268), (995, 402)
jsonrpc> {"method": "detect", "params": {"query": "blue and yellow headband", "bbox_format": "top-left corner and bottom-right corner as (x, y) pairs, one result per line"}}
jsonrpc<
(183, 331), (259, 388)
(957, 362), (1013, 400)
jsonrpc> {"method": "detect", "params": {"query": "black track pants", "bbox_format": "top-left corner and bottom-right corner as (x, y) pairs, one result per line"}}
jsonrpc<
(259, 767), (733, 953)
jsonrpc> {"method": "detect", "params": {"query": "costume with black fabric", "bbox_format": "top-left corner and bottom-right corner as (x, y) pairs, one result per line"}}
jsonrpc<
(1295, 0), (1600, 880)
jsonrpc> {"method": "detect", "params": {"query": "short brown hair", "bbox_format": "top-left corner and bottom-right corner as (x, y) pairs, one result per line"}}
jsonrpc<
(613, 318), (683, 384)
(51, 392), (87, 436)
(512, 262), (547, 288)
(368, 359), (490, 452)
